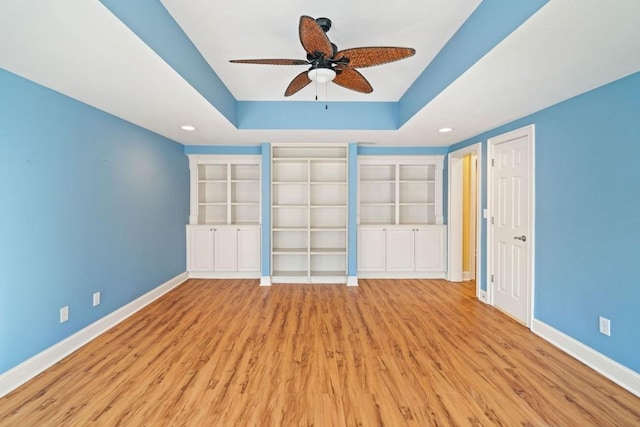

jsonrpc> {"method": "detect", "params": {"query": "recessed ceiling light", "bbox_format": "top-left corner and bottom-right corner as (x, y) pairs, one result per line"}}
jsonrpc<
(438, 127), (453, 133)
(181, 125), (196, 131)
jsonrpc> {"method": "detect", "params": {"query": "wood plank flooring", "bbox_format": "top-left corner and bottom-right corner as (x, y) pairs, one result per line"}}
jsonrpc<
(1, 279), (639, 426)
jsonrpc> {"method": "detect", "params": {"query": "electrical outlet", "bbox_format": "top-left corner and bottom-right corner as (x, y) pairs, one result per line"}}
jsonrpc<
(60, 306), (69, 323)
(599, 316), (611, 336)
(93, 291), (101, 307)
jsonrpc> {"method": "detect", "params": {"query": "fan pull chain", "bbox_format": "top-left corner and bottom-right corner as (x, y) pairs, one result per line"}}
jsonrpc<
(325, 82), (328, 110)
(315, 69), (318, 100)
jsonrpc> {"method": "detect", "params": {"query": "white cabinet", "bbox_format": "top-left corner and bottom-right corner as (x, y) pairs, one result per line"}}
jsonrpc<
(386, 228), (415, 271)
(188, 226), (215, 272)
(357, 228), (386, 272)
(213, 228), (237, 272)
(415, 227), (446, 272)
(187, 225), (261, 278)
(358, 225), (446, 278)
(237, 227), (261, 272)
(271, 144), (348, 283)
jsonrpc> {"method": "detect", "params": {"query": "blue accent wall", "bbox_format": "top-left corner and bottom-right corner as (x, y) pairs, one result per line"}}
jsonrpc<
(183, 145), (262, 155)
(449, 71), (640, 373)
(0, 70), (189, 374)
(261, 143), (271, 277)
(348, 143), (358, 276)
(357, 146), (448, 156)
(237, 102), (398, 130)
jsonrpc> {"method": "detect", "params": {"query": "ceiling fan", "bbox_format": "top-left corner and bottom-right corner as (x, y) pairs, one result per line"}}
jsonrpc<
(230, 16), (416, 97)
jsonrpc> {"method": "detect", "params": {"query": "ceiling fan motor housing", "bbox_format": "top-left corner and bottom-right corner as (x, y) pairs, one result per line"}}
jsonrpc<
(315, 17), (332, 33)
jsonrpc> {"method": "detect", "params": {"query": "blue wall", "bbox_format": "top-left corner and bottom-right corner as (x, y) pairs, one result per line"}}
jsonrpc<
(449, 71), (640, 373)
(0, 70), (189, 374)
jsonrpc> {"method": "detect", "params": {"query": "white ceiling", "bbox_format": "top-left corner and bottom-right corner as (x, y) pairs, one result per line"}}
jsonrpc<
(1, 0), (639, 147)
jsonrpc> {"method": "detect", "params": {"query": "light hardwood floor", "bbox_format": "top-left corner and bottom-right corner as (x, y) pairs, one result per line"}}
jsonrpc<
(1, 279), (639, 426)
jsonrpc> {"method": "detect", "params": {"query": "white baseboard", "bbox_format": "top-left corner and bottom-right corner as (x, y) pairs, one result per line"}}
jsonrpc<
(189, 271), (260, 279)
(532, 319), (640, 398)
(357, 271), (447, 279)
(478, 290), (488, 304)
(259, 276), (271, 286)
(347, 276), (359, 287)
(462, 271), (474, 281)
(0, 272), (189, 398)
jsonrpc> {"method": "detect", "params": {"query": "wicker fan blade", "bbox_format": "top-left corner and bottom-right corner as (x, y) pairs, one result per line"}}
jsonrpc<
(229, 59), (308, 65)
(333, 67), (373, 94)
(285, 70), (312, 96)
(299, 16), (333, 58)
(335, 47), (415, 68)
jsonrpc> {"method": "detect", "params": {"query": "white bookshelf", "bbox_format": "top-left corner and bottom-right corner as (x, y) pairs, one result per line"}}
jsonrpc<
(187, 155), (261, 278)
(271, 144), (348, 283)
(357, 155), (446, 278)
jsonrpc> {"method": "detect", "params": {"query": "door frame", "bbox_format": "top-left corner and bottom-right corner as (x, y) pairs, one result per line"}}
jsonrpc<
(447, 143), (482, 299)
(487, 124), (536, 327)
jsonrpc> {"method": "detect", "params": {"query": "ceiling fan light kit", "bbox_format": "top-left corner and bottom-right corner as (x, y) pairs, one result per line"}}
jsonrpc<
(308, 67), (336, 83)
(230, 16), (415, 97)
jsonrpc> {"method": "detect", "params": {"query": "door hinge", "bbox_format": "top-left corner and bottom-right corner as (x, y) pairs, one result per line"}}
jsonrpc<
(491, 274), (494, 283)
(491, 158), (495, 167)
(491, 216), (494, 225)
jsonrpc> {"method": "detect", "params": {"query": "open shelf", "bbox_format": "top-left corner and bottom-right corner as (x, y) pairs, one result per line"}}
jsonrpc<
(271, 144), (348, 282)
(358, 156), (444, 226)
(190, 156), (261, 226)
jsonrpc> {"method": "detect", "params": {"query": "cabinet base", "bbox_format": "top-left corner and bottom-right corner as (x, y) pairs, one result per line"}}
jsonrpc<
(357, 271), (447, 279)
(188, 272), (261, 279)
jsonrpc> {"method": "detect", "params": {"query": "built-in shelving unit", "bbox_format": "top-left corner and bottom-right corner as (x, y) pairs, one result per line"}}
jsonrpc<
(358, 155), (446, 278)
(271, 144), (348, 283)
(187, 155), (261, 278)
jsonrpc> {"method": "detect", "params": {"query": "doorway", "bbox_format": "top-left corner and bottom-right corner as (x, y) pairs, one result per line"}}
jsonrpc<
(447, 143), (482, 299)
(487, 125), (535, 326)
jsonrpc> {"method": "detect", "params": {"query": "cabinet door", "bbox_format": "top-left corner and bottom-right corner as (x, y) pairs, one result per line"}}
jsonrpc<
(357, 228), (386, 272)
(214, 228), (237, 271)
(237, 227), (261, 272)
(386, 228), (415, 271)
(188, 227), (214, 272)
(415, 227), (446, 272)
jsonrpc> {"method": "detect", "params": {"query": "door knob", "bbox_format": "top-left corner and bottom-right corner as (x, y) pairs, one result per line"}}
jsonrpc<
(514, 235), (527, 242)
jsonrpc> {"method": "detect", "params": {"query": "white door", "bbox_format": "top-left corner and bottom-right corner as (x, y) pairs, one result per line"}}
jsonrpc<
(237, 227), (261, 272)
(357, 228), (386, 271)
(415, 227), (446, 272)
(188, 227), (214, 272)
(491, 128), (532, 324)
(214, 228), (237, 272)
(386, 228), (415, 271)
